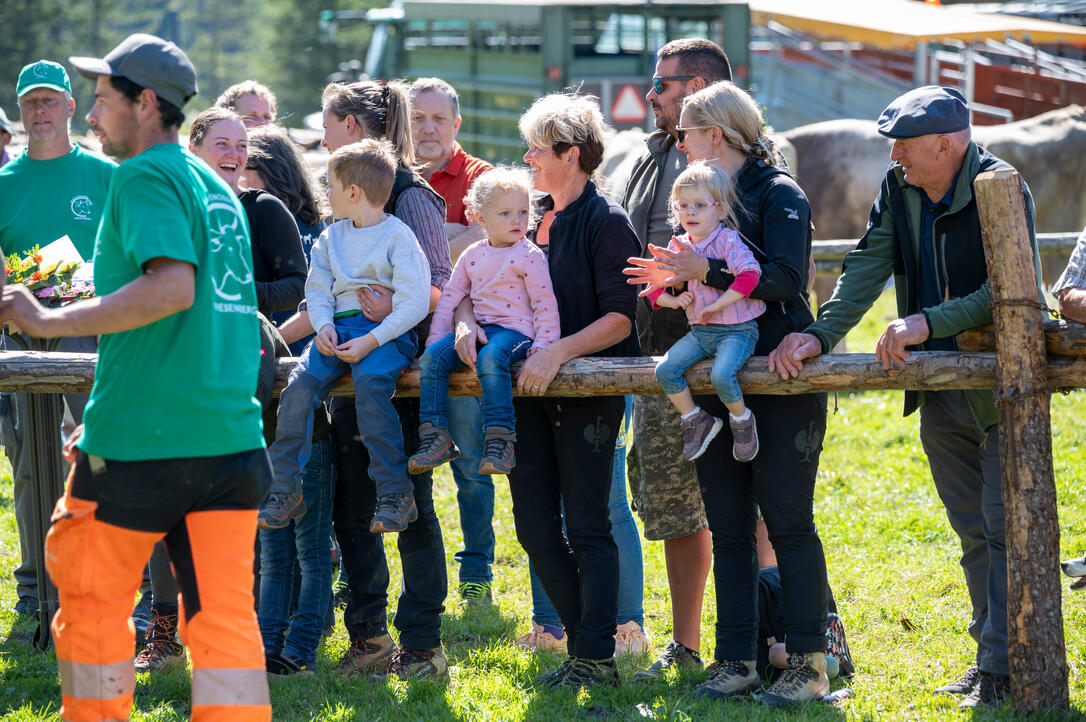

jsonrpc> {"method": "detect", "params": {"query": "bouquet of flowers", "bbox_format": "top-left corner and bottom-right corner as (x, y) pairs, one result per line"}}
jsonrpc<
(5, 245), (95, 308)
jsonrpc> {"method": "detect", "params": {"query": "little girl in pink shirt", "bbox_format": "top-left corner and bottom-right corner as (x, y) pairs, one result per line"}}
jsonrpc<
(651, 162), (765, 463)
(411, 167), (559, 475)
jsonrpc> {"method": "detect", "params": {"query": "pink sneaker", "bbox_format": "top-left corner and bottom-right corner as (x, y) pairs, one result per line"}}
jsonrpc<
(614, 620), (651, 655)
(515, 622), (566, 651)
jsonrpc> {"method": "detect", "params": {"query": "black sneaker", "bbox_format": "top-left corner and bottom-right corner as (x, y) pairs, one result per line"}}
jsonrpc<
(258, 491), (306, 530)
(680, 409), (723, 462)
(478, 426), (516, 475)
(266, 651), (313, 676)
(369, 493), (418, 533)
(825, 612), (855, 678)
(535, 656), (575, 688)
(559, 657), (621, 690)
(632, 640), (703, 681)
(959, 671), (1011, 709)
(934, 665), (981, 695)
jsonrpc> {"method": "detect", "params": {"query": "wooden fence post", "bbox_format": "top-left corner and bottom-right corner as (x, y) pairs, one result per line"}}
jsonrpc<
(975, 167), (1068, 713)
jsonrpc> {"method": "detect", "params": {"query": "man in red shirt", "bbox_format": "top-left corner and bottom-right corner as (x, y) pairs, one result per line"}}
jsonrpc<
(410, 78), (492, 264)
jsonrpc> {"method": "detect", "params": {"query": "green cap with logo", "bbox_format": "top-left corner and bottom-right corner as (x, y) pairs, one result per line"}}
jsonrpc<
(17, 60), (72, 97)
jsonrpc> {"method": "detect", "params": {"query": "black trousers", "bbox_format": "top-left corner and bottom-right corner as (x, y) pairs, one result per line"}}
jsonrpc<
(694, 392), (829, 661)
(508, 396), (624, 660)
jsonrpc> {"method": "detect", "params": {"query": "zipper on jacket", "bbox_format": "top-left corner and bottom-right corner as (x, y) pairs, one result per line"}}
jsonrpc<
(937, 230), (950, 301)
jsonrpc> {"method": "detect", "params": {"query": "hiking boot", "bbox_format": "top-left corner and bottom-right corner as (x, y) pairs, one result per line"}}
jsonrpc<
(478, 426), (516, 475)
(614, 620), (651, 656)
(515, 622), (566, 652)
(632, 640), (703, 681)
(370, 493), (418, 533)
(761, 652), (829, 706)
(959, 671), (1011, 709)
(693, 659), (759, 700)
(334, 633), (397, 675)
(535, 656), (575, 687)
(559, 657), (621, 690)
(408, 422), (460, 474)
(370, 646), (448, 682)
(729, 410), (759, 462)
(825, 612), (855, 678)
(459, 581), (492, 607)
(680, 409), (723, 461)
(257, 491), (306, 530)
(934, 665), (981, 695)
(266, 651), (313, 676)
(134, 609), (185, 672)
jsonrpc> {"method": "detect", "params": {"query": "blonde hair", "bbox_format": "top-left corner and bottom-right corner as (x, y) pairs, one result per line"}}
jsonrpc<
(328, 139), (397, 207)
(464, 166), (533, 220)
(216, 80), (278, 119)
(518, 93), (608, 175)
(682, 81), (777, 167)
(668, 161), (740, 231)
(322, 81), (415, 167)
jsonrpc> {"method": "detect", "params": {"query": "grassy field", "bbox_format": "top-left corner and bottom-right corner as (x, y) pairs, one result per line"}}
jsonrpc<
(2, 290), (1086, 720)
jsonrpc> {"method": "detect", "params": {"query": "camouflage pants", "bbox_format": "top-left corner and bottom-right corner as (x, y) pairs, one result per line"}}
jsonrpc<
(628, 394), (707, 541)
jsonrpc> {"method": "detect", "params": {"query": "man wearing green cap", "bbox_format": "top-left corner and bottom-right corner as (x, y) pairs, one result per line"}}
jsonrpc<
(0, 59), (114, 617)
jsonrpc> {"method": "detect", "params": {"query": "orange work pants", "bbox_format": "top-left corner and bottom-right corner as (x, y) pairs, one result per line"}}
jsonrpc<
(46, 491), (270, 721)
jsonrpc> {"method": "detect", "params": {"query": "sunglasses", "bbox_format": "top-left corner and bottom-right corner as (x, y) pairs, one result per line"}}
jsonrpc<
(651, 75), (696, 94)
(675, 126), (712, 143)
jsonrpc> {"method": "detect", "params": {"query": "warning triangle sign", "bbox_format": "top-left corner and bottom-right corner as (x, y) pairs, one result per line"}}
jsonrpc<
(611, 85), (647, 124)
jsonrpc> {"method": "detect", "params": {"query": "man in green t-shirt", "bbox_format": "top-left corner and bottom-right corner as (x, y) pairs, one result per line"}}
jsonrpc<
(1, 34), (271, 722)
(0, 59), (115, 618)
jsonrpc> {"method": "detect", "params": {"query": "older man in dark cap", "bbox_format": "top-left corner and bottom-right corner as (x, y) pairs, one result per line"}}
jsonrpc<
(767, 86), (1045, 709)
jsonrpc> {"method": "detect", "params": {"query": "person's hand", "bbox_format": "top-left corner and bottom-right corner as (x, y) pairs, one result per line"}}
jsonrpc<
(0, 285), (57, 338)
(654, 291), (693, 310)
(650, 239), (711, 284)
(454, 319), (487, 371)
(623, 254), (671, 294)
(875, 314), (929, 370)
(357, 284), (393, 323)
(699, 303), (723, 323)
(767, 332), (823, 379)
(334, 335), (377, 363)
(516, 341), (567, 396)
(315, 324), (338, 356)
(62, 424), (84, 464)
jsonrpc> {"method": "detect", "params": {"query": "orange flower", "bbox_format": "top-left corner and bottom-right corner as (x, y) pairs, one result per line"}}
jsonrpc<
(29, 271), (44, 282)
(32, 253), (42, 264)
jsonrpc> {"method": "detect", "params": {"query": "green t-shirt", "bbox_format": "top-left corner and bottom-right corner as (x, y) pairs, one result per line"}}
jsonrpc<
(79, 143), (265, 461)
(0, 144), (116, 260)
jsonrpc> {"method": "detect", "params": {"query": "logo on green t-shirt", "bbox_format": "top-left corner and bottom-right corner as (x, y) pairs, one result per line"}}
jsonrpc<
(70, 195), (93, 220)
(207, 193), (255, 309)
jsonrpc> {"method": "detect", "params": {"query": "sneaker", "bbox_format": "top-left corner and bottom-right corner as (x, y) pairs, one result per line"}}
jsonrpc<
(369, 493), (418, 534)
(478, 426), (516, 475)
(459, 581), (492, 606)
(334, 633), (397, 675)
(408, 422), (460, 474)
(959, 671), (1011, 709)
(825, 612), (855, 678)
(370, 646), (448, 681)
(632, 640), (703, 681)
(257, 491), (306, 530)
(614, 621), (651, 656)
(535, 656), (575, 688)
(515, 622), (566, 651)
(559, 657), (621, 690)
(693, 659), (759, 700)
(729, 410), (759, 462)
(334, 578), (350, 609)
(761, 652), (829, 706)
(266, 651), (313, 676)
(680, 409), (723, 462)
(134, 609), (185, 672)
(934, 665), (981, 695)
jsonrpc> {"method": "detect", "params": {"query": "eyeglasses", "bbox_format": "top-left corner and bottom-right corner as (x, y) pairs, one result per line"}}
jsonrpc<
(675, 125), (712, 143)
(651, 75), (696, 94)
(670, 199), (719, 212)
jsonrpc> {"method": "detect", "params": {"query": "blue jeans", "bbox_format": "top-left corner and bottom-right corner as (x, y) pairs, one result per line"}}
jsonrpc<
(655, 322), (759, 405)
(419, 325), (531, 431)
(447, 397), (495, 584)
(258, 435), (336, 666)
(530, 397), (644, 628)
(268, 313), (415, 498)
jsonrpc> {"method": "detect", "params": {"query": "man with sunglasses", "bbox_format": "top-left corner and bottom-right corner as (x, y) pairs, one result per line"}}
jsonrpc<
(619, 37), (733, 681)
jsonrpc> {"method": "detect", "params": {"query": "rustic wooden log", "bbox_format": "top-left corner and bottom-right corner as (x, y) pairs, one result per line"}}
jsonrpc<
(957, 319), (1086, 357)
(3, 349), (1086, 396)
(976, 168), (1068, 713)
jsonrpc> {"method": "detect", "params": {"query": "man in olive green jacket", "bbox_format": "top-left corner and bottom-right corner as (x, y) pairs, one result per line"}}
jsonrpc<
(769, 86), (1043, 710)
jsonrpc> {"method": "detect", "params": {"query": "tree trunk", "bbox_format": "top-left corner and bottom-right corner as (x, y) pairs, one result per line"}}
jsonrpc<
(957, 319), (1086, 357)
(975, 168), (1068, 713)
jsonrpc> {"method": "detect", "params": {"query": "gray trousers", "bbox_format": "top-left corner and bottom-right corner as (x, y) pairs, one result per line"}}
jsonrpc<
(919, 389), (1008, 676)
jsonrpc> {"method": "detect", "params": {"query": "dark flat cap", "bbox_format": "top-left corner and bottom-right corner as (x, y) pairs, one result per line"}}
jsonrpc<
(877, 86), (969, 139)
(70, 33), (197, 109)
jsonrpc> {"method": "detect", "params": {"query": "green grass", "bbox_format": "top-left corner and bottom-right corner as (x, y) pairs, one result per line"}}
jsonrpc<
(3, 290), (1086, 720)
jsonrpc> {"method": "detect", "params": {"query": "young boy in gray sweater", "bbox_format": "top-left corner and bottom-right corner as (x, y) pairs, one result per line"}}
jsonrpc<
(261, 139), (431, 533)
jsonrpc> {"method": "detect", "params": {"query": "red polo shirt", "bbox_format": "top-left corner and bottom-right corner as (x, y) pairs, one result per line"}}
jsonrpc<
(427, 142), (493, 225)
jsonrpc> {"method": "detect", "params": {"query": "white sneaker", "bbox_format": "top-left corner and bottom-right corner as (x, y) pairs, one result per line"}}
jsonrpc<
(614, 620), (651, 655)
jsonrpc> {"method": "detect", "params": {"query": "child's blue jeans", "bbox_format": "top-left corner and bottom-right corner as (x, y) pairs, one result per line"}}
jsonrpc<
(268, 313), (416, 498)
(419, 324), (532, 431)
(655, 321), (759, 405)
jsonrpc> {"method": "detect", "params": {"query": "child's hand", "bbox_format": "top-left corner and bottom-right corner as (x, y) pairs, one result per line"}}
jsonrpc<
(316, 324), (338, 356)
(655, 291), (690, 310)
(675, 291), (695, 309)
(334, 335), (378, 363)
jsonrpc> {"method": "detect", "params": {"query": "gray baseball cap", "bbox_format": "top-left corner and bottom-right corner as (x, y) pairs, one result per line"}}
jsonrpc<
(69, 33), (197, 109)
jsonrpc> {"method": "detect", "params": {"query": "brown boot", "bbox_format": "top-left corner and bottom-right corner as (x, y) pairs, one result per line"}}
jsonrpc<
(135, 608), (185, 672)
